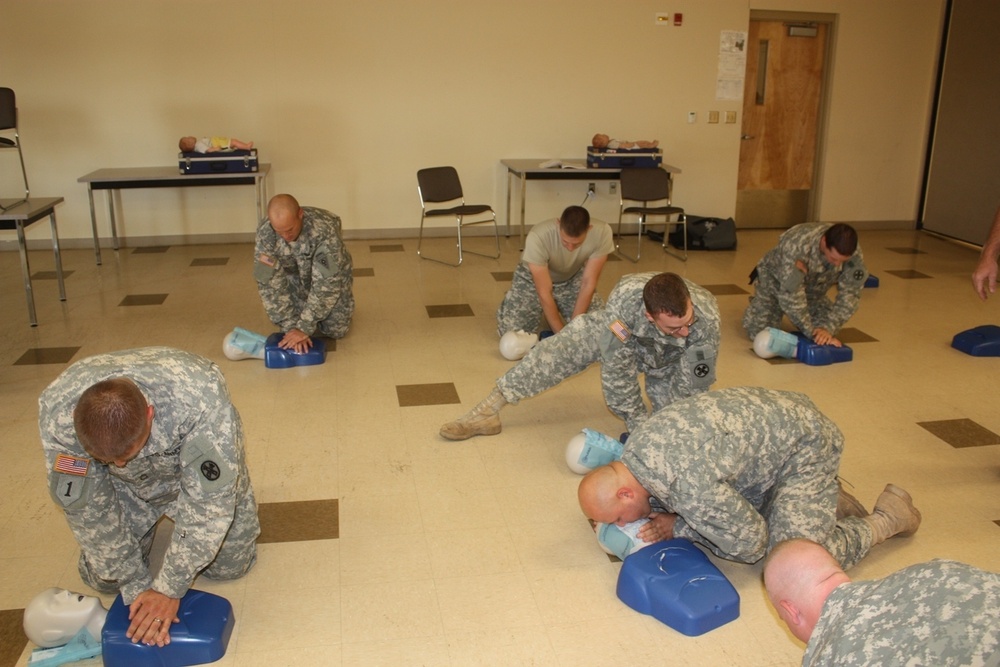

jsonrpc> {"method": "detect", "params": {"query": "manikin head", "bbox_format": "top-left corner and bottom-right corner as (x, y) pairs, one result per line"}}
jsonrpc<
(267, 194), (304, 242)
(592, 133), (610, 149)
(499, 330), (538, 361)
(23, 588), (108, 648)
(223, 327), (267, 361)
(179, 136), (197, 152)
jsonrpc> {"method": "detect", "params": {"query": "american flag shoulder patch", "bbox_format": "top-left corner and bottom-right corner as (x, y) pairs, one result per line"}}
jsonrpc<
(609, 319), (631, 343)
(54, 453), (90, 476)
(258, 253), (275, 267)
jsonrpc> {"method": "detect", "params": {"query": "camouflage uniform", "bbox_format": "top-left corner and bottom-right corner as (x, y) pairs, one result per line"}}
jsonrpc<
(38, 348), (260, 605)
(498, 272), (720, 433)
(496, 218), (615, 336)
(621, 386), (873, 568)
(254, 206), (354, 339)
(742, 222), (868, 339)
(804, 560), (1000, 666)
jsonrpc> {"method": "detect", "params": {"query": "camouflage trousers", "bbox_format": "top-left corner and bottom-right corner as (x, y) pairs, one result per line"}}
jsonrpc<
(752, 442), (873, 569)
(277, 275), (355, 339)
(78, 485), (261, 595)
(496, 264), (603, 337)
(742, 279), (836, 340)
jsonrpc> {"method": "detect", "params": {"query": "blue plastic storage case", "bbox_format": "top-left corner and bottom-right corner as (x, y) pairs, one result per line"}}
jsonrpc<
(178, 149), (258, 175)
(586, 146), (662, 169)
(102, 589), (234, 667)
(616, 539), (740, 636)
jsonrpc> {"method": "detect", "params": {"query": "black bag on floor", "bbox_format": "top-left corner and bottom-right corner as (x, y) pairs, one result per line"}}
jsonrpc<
(668, 216), (737, 250)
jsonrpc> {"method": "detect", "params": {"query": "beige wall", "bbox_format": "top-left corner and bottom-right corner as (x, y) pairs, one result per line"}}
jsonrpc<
(0, 0), (944, 246)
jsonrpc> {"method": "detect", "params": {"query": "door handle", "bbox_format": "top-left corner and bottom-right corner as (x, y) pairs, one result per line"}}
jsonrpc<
(741, 134), (755, 140)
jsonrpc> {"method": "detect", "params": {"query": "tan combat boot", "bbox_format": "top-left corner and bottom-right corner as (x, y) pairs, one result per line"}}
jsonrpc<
(836, 479), (868, 519)
(864, 484), (922, 544)
(439, 387), (507, 441)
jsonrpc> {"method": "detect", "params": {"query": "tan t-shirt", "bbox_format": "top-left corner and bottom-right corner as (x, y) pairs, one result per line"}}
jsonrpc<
(521, 218), (614, 283)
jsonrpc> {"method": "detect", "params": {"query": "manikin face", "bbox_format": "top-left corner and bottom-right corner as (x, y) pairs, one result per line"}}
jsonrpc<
(23, 587), (107, 648)
(46, 589), (102, 615)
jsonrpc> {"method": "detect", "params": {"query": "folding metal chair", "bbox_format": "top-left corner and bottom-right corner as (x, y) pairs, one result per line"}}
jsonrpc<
(616, 168), (687, 262)
(416, 166), (500, 266)
(0, 88), (29, 211)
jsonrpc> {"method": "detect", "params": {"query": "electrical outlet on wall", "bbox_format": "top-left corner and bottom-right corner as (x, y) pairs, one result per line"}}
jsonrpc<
(708, 111), (720, 124)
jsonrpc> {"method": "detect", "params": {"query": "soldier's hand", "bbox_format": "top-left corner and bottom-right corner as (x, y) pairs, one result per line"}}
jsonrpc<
(795, 259), (808, 274)
(812, 328), (842, 347)
(279, 328), (313, 353)
(972, 260), (998, 301)
(638, 512), (677, 542)
(127, 589), (180, 647)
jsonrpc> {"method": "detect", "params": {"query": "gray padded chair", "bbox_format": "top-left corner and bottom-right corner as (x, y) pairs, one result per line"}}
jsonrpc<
(616, 168), (687, 262)
(416, 166), (500, 266)
(0, 87), (29, 211)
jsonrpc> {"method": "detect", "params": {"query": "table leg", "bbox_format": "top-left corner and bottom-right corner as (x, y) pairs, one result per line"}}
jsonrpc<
(15, 222), (37, 326)
(256, 174), (266, 222)
(49, 211), (66, 301)
(504, 168), (513, 238)
(87, 185), (102, 265)
(518, 173), (527, 249)
(106, 189), (120, 250)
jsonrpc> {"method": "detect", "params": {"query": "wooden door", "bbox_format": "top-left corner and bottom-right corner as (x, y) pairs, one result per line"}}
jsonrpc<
(737, 20), (827, 228)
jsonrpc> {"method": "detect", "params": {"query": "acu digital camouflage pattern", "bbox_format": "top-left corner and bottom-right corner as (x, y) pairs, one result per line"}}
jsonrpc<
(38, 348), (260, 605)
(742, 222), (868, 339)
(805, 560), (1000, 666)
(495, 263), (604, 336)
(621, 386), (874, 568)
(254, 206), (355, 338)
(498, 272), (720, 433)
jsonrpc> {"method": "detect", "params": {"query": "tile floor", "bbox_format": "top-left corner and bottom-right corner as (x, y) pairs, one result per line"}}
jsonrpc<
(0, 224), (998, 666)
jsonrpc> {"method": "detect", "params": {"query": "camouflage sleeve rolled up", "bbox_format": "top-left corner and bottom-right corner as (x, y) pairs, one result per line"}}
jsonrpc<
(291, 209), (352, 334)
(254, 219), (300, 332)
(45, 458), (156, 602)
(598, 274), (656, 431)
(773, 261), (815, 336)
(151, 399), (243, 599)
(805, 560), (1000, 666)
(818, 250), (867, 333)
(599, 325), (646, 430)
(652, 282), (721, 407)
